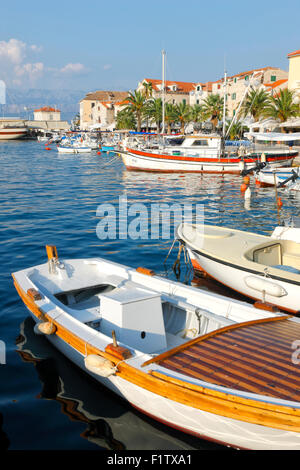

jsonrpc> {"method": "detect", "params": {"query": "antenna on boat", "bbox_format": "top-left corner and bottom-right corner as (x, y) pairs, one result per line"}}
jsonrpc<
(162, 49), (166, 138)
(221, 61), (227, 155)
(222, 59), (227, 140)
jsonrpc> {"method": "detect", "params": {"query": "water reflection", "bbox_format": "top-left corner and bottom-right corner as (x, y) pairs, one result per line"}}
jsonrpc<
(15, 317), (222, 450)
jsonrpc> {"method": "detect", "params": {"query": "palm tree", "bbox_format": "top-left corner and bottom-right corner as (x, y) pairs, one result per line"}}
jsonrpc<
(190, 104), (205, 123)
(122, 90), (146, 132)
(202, 94), (223, 129)
(263, 88), (300, 128)
(142, 81), (153, 99)
(116, 108), (136, 130)
(164, 102), (177, 134)
(144, 98), (162, 132)
(226, 119), (248, 140)
(240, 87), (271, 122)
(142, 81), (153, 131)
(174, 102), (191, 134)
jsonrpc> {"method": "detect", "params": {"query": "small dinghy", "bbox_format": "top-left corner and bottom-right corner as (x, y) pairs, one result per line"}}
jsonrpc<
(177, 223), (300, 313)
(255, 165), (300, 187)
(12, 245), (300, 449)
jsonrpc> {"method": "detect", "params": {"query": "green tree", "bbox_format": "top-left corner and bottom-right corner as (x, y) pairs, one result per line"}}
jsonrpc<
(122, 90), (146, 132)
(164, 102), (177, 134)
(142, 81), (153, 99)
(202, 94), (224, 129)
(174, 102), (191, 134)
(226, 119), (248, 140)
(116, 108), (136, 130)
(240, 87), (271, 122)
(190, 104), (205, 123)
(263, 88), (300, 128)
(144, 98), (162, 132)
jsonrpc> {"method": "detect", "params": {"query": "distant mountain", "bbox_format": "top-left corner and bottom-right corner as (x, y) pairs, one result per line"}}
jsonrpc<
(3, 88), (88, 121)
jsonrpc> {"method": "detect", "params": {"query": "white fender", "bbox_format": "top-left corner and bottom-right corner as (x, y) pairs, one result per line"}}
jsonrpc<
(34, 321), (57, 335)
(244, 276), (287, 297)
(84, 354), (116, 377)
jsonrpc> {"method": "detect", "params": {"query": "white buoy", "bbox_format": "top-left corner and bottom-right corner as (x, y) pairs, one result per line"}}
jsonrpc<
(34, 321), (56, 335)
(84, 354), (116, 377)
(239, 160), (245, 171)
(244, 187), (251, 199)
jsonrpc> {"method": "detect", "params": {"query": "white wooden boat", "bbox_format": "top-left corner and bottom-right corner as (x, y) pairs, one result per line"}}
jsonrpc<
(177, 223), (300, 313)
(255, 166), (300, 187)
(12, 245), (300, 449)
(117, 134), (297, 174)
(57, 145), (92, 154)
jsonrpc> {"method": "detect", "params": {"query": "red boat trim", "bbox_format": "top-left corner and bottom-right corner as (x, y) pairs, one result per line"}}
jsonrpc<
(126, 147), (297, 164)
(0, 131), (27, 135)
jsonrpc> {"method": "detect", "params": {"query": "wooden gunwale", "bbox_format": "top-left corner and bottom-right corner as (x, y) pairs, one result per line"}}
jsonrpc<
(12, 275), (300, 432)
(141, 314), (292, 367)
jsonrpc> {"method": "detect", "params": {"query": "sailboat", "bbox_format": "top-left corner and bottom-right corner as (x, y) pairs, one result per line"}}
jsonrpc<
(118, 60), (297, 173)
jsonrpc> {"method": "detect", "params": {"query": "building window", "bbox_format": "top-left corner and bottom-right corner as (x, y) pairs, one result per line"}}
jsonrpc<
(217, 84), (221, 89)
(234, 77), (237, 83)
(183, 99), (186, 105)
(196, 99), (199, 104)
(196, 85), (201, 91)
(232, 93), (236, 100)
(245, 75), (249, 81)
(233, 109), (236, 116)
(271, 75), (276, 82)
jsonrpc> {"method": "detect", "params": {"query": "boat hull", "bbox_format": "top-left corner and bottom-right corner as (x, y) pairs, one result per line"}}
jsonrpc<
(121, 148), (296, 173)
(57, 146), (92, 153)
(256, 167), (300, 187)
(0, 128), (28, 140)
(27, 309), (300, 450)
(186, 248), (300, 313)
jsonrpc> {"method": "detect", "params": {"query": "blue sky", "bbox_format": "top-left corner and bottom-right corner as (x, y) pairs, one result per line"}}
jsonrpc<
(1, 0), (299, 91)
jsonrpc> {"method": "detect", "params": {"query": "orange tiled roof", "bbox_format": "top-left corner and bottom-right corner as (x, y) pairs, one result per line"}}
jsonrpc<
(115, 99), (129, 106)
(143, 78), (196, 93)
(287, 49), (300, 58)
(34, 106), (60, 112)
(264, 79), (288, 90)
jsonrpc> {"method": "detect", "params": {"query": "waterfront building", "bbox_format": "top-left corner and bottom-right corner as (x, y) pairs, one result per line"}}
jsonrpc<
(287, 49), (300, 97)
(33, 106), (61, 121)
(188, 67), (288, 119)
(80, 91), (128, 130)
(137, 79), (196, 106)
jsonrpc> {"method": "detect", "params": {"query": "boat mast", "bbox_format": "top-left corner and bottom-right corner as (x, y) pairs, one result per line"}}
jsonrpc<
(222, 68), (227, 140)
(162, 49), (166, 136)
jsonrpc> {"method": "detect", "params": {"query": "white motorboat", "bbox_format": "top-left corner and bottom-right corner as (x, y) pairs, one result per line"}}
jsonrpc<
(0, 121), (28, 140)
(177, 222), (300, 313)
(118, 134), (296, 174)
(57, 135), (92, 153)
(12, 245), (300, 449)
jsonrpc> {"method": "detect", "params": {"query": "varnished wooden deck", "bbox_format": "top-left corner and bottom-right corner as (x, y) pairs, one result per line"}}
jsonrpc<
(156, 316), (300, 401)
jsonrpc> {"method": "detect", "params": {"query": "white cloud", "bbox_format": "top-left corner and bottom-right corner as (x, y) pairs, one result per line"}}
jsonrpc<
(0, 39), (26, 64)
(0, 38), (88, 87)
(30, 44), (43, 53)
(60, 63), (87, 75)
(103, 64), (112, 70)
(15, 62), (44, 79)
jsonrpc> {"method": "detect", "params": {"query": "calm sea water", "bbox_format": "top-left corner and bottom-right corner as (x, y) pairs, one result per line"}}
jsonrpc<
(1, 140), (300, 451)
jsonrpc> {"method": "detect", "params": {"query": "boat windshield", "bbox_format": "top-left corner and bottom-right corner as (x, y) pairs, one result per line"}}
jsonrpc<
(164, 137), (185, 146)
